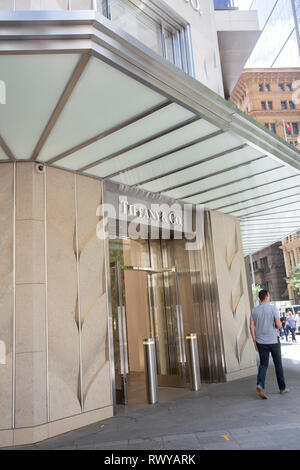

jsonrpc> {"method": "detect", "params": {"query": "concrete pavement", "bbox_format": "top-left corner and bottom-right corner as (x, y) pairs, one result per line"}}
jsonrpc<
(4, 338), (300, 451)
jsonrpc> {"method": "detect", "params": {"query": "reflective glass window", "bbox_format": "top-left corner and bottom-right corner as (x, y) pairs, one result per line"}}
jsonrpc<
(247, 0), (300, 67)
(99, 0), (193, 75)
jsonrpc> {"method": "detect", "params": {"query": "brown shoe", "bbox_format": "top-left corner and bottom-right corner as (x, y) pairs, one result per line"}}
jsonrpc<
(280, 389), (290, 394)
(256, 385), (268, 399)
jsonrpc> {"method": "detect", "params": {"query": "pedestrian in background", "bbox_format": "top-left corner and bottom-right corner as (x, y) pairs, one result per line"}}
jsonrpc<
(250, 290), (289, 399)
(286, 312), (296, 342)
(280, 313), (288, 341)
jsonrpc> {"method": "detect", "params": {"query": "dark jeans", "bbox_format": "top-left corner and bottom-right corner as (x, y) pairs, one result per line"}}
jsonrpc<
(280, 326), (288, 340)
(256, 339), (286, 391)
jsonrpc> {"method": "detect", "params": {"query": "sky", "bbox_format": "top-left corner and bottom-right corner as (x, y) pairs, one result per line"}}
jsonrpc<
(234, 0), (253, 9)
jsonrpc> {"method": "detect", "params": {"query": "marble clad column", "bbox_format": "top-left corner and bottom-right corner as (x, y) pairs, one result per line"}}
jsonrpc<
(0, 163), (14, 430)
(46, 167), (81, 421)
(0, 163), (113, 446)
(15, 162), (47, 427)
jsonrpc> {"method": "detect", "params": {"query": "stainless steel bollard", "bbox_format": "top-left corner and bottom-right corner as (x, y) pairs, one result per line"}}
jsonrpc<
(143, 338), (158, 404)
(186, 333), (201, 391)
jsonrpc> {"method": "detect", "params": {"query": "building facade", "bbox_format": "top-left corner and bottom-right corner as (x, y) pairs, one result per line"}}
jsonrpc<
(0, 0), (300, 448)
(281, 230), (300, 304)
(246, 0), (300, 68)
(251, 242), (289, 301)
(230, 68), (300, 147)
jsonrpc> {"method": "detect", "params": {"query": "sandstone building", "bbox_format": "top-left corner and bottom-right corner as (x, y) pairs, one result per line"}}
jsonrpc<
(230, 68), (300, 148)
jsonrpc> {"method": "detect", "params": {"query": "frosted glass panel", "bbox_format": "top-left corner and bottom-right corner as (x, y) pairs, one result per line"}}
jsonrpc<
(230, 198), (300, 218)
(160, 157), (281, 200)
(0, 54), (81, 159)
(184, 165), (297, 205)
(54, 103), (194, 171)
(222, 187), (300, 214)
(39, 56), (166, 162)
(84, 119), (219, 179)
(133, 136), (260, 193)
(203, 174), (300, 209)
(111, 131), (247, 186)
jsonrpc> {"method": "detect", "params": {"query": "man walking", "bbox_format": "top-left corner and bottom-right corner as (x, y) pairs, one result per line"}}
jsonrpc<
(250, 290), (289, 399)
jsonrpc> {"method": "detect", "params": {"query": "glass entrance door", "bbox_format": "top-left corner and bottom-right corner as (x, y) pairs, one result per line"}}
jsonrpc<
(111, 261), (187, 405)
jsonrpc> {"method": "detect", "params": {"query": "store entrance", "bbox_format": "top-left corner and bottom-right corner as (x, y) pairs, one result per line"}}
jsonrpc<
(111, 259), (187, 405)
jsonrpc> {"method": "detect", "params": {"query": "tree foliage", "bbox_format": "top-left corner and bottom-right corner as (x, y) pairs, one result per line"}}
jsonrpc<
(287, 264), (300, 292)
(252, 284), (262, 307)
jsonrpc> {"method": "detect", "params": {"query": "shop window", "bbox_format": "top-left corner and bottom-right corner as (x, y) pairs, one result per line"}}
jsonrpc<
(99, 0), (194, 75)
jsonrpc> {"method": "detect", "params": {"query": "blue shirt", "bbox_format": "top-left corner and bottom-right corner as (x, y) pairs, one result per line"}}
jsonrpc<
(286, 316), (295, 328)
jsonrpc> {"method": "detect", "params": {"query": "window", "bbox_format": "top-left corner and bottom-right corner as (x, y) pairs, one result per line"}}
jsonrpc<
(286, 83), (292, 91)
(259, 83), (264, 92)
(100, 0), (194, 75)
(278, 83), (285, 91)
(261, 101), (266, 110)
(265, 84), (271, 92)
(214, 0), (236, 9)
(289, 100), (296, 109)
(281, 101), (287, 110)
(292, 123), (299, 135)
(264, 281), (274, 299)
(261, 257), (270, 273)
(264, 123), (269, 129)
(270, 123), (276, 134)
(268, 101), (273, 110)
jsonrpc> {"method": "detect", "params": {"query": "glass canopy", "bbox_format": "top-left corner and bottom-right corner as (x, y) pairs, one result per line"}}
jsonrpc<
(0, 23), (299, 256)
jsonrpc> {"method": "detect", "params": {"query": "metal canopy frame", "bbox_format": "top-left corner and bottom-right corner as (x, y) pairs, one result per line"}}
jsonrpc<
(0, 10), (299, 256)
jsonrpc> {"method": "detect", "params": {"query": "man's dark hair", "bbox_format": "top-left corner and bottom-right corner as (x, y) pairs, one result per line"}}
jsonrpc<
(259, 290), (269, 301)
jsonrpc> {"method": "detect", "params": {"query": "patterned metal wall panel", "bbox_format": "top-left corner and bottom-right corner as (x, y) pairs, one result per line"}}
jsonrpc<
(210, 211), (257, 380)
